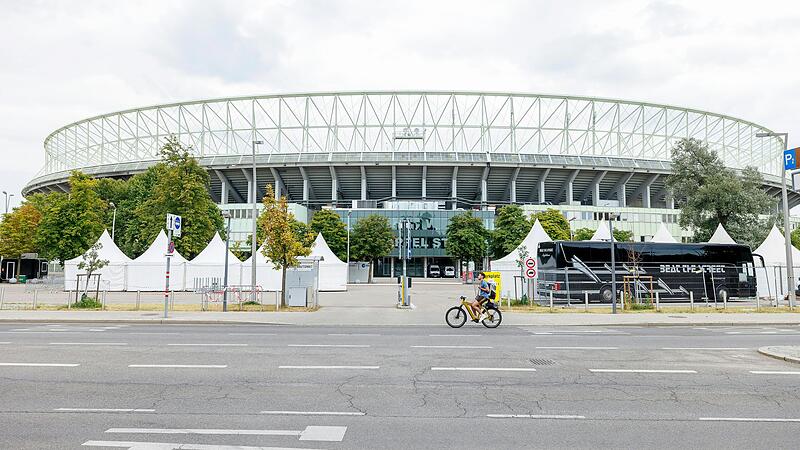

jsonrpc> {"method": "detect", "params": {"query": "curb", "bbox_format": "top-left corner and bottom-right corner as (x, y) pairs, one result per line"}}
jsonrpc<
(757, 347), (800, 364)
(0, 318), (293, 326)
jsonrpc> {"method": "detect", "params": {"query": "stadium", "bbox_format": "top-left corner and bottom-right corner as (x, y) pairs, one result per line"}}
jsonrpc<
(23, 91), (796, 278)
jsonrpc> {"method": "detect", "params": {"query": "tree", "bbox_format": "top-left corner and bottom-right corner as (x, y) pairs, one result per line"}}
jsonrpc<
(573, 227), (633, 242)
(125, 136), (224, 259)
(445, 211), (488, 269)
(259, 185), (311, 306)
(530, 209), (570, 240)
(77, 242), (109, 299)
(490, 205), (530, 259)
(350, 214), (394, 282)
(310, 209), (348, 260)
(0, 202), (42, 276)
(667, 138), (773, 247)
(36, 172), (108, 265)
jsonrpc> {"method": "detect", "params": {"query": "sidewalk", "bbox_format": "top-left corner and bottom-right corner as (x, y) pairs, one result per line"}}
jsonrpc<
(1, 308), (800, 327)
(758, 346), (800, 364)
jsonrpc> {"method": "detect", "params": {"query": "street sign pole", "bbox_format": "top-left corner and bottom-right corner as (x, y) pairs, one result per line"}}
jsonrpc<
(164, 228), (172, 319)
(781, 141), (796, 309)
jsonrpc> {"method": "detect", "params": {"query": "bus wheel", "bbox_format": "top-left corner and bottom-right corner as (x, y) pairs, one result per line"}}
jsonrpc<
(599, 285), (613, 303)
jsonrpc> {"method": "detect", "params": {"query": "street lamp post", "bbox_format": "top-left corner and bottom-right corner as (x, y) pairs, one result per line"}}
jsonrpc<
(222, 211), (231, 312)
(109, 202), (117, 242)
(609, 214), (618, 314)
(756, 132), (795, 309)
(2, 191), (14, 215)
(251, 140), (263, 304)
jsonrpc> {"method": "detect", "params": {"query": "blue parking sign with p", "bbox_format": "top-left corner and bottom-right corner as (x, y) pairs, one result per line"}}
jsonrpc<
(785, 148), (798, 170)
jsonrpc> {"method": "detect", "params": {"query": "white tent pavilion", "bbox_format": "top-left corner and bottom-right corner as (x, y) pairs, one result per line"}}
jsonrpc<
(309, 233), (347, 291)
(650, 223), (678, 243)
(491, 219), (552, 299)
(64, 230), (131, 291)
(241, 244), (281, 292)
(752, 226), (800, 299)
(127, 230), (188, 291)
(186, 233), (243, 290)
(590, 220), (612, 241)
(708, 223), (736, 244)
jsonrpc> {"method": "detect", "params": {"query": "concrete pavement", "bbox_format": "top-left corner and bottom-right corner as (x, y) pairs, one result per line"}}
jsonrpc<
(758, 345), (800, 364)
(1, 322), (800, 448)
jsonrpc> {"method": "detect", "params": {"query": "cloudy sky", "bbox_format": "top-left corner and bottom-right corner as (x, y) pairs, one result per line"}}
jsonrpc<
(1, 0), (799, 209)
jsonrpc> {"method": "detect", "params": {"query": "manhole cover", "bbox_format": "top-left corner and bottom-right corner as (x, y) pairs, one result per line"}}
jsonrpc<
(529, 358), (556, 366)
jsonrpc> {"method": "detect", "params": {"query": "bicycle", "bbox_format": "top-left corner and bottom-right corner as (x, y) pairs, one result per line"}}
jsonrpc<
(445, 296), (502, 328)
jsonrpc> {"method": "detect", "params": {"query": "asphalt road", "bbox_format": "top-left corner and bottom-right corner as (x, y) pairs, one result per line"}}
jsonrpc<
(1, 322), (800, 449)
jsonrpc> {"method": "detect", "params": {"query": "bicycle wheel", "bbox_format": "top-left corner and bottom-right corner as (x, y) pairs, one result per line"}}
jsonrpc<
(445, 306), (467, 328)
(482, 307), (502, 328)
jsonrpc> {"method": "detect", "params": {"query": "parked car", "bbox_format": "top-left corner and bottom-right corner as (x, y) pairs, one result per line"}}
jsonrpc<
(429, 265), (441, 277)
(443, 266), (456, 278)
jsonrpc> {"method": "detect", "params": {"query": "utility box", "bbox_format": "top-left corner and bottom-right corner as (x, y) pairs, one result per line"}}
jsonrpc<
(285, 257), (320, 308)
(348, 262), (370, 284)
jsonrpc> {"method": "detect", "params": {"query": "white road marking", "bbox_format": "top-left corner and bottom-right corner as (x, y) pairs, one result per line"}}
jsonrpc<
(50, 342), (128, 346)
(54, 408), (154, 413)
(104, 425), (347, 442)
(590, 369), (697, 374)
(0, 363), (80, 367)
(128, 364), (227, 368)
(279, 365), (379, 369)
(83, 440), (321, 449)
(128, 332), (179, 335)
(327, 333), (380, 336)
(288, 344), (370, 348)
(261, 410), (365, 416)
(487, 414), (585, 419)
(0, 331), (80, 334)
(750, 370), (800, 375)
(167, 343), (248, 347)
(412, 345), (493, 349)
(0, 342), (10, 344)
(429, 334), (482, 337)
(661, 347), (749, 350)
(536, 346), (618, 350)
(88, 329), (107, 332)
(432, 367), (536, 372)
(699, 417), (800, 423)
(11, 329), (30, 331)
(228, 333), (277, 336)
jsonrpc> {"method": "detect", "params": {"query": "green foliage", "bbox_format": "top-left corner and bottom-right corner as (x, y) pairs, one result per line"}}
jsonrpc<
(259, 185), (312, 306)
(310, 209), (347, 259)
(350, 214), (394, 275)
(36, 172), (108, 265)
(77, 242), (109, 297)
(667, 138), (773, 248)
(0, 202), (42, 268)
(72, 294), (103, 309)
(792, 227), (800, 250)
(573, 227), (632, 242)
(445, 211), (488, 264)
(124, 136), (224, 259)
(490, 205), (530, 258)
(530, 209), (570, 240)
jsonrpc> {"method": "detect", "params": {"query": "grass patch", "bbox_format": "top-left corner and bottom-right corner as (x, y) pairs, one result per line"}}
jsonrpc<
(70, 294), (103, 309)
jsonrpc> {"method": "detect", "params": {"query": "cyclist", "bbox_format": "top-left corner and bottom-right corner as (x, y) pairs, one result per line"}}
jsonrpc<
(470, 272), (491, 322)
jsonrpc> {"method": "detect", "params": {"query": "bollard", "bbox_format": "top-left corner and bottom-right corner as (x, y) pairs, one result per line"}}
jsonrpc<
(690, 291), (694, 311)
(723, 290), (727, 309)
(136, 290), (141, 311)
(0, 287), (4, 310)
(619, 290), (624, 311)
(33, 289), (38, 310)
(655, 292), (660, 312)
(170, 290), (175, 310)
(584, 292), (589, 312)
(67, 290), (71, 309)
(549, 291), (553, 311)
(756, 294), (760, 312)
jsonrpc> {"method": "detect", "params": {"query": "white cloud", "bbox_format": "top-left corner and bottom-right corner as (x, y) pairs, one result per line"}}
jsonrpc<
(1, 0), (799, 209)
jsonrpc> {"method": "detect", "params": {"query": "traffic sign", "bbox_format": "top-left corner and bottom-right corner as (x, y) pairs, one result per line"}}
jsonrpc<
(525, 268), (537, 279)
(785, 148), (800, 170)
(525, 258), (536, 269)
(166, 213), (182, 237)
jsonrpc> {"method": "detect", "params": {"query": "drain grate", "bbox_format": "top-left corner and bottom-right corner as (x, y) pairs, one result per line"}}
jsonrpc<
(529, 358), (556, 366)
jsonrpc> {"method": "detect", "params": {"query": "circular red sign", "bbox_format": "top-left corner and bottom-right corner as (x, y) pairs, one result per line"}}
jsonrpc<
(525, 258), (536, 268)
(525, 268), (537, 278)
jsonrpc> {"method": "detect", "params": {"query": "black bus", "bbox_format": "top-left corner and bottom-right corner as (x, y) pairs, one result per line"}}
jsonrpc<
(537, 241), (757, 303)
